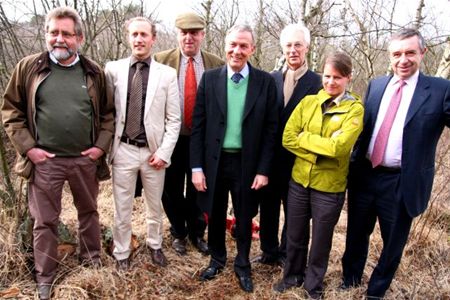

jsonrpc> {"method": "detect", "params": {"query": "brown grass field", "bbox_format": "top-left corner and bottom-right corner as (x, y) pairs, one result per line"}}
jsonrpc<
(1, 133), (449, 299)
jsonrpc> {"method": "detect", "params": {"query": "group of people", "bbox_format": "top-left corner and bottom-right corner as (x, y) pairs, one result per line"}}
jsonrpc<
(1, 5), (449, 300)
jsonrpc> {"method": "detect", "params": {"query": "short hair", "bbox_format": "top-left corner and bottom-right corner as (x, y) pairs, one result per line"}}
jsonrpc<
(279, 23), (311, 47)
(125, 17), (157, 37)
(323, 51), (353, 77)
(45, 6), (83, 36)
(390, 28), (426, 52)
(226, 24), (255, 45)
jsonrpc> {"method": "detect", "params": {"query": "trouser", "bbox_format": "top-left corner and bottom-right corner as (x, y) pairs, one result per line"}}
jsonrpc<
(208, 152), (254, 277)
(112, 143), (165, 260)
(283, 181), (344, 297)
(28, 156), (100, 284)
(162, 135), (206, 241)
(343, 163), (413, 298)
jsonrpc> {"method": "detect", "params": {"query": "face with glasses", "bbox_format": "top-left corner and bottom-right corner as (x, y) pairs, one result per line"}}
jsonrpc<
(282, 31), (308, 70)
(46, 17), (83, 65)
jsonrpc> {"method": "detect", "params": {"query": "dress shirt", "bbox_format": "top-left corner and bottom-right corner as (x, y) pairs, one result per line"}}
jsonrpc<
(179, 51), (205, 131)
(367, 71), (419, 167)
(227, 63), (249, 80)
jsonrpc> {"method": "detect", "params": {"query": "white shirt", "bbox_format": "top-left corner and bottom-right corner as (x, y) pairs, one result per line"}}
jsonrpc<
(367, 71), (419, 167)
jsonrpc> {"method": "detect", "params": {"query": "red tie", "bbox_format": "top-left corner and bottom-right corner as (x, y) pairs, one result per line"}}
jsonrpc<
(184, 57), (197, 129)
(371, 80), (406, 167)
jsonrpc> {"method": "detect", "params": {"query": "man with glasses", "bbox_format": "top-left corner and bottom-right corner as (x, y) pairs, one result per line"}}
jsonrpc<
(1, 6), (114, 300)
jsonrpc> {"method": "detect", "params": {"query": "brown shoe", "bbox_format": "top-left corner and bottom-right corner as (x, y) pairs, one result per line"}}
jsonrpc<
(150, 248), (168, 267)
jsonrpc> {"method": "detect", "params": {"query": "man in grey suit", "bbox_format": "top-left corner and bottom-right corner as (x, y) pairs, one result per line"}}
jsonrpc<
(190, 24), (278, 292)
(154, 12), (224, 256)
(254, 23), (322, 266)
(341, 28), (450, 298)
(105, 17), (180, 271)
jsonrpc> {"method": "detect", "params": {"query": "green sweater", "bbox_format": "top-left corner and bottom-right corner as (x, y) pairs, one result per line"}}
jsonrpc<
(223, 76), (249, 150)
(35, 62), (92, 156)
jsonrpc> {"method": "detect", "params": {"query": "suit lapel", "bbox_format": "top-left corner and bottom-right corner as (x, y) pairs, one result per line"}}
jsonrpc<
(243, 65), (260, 119)
(215, 66), (228, 117)
(144, 61), (161, 118)
(405, 73), (430, 126)
(368, 76), (391, 129)
(118, 58), (131, 116)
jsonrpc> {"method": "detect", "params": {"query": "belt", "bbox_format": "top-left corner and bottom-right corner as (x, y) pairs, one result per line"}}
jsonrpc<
(373, 165), (401, 173)
(120, 136), (148, 147)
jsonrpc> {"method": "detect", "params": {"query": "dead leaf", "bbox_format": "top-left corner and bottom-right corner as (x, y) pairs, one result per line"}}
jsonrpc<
(0, 286), (20, 298)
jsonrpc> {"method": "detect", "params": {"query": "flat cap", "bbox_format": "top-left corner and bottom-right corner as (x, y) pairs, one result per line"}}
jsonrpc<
(175, 12), (205, 30)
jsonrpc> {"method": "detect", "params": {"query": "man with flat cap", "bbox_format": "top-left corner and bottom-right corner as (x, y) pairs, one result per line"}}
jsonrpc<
(154, 12), (224, 256)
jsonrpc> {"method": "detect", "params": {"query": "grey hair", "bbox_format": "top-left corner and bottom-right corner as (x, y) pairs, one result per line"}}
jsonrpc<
(226, 24), (255, 45)
(390, 28), (426, 52)
(279, 23), (311, 47)
(45, 6), (83, 36)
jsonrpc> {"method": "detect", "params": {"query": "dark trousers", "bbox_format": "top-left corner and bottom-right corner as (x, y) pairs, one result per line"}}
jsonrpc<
(28, 156), (100, 284)
(283, 180), (344, 297)
(259, 173), (288, 259)
(208, 152), (254, 276)
(162, 135), (206, 241)
(342, 163), (413, 298)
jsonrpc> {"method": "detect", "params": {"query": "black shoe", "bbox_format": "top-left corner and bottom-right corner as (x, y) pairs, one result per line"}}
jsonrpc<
(191, 237), (209, 255)
(199, 266), (222, 281)
(172, 238), (187, 255)
(235, 273), (253, 293)
(272, 279), (301, 293)
(339, 281), (360, 291)
(116, 258), (130, 272)
(251, 253), (279, 266)
(37, 283), (51, 300)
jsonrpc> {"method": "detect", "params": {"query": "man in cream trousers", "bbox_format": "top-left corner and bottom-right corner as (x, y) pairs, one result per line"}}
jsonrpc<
(105, 17), (181, 271)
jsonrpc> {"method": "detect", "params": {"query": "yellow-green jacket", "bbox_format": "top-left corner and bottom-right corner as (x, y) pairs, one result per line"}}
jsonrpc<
(282, 89), (364, 193)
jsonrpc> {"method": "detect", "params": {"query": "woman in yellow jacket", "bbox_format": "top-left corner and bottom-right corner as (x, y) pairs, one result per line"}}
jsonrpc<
(273, 52), (364, 299)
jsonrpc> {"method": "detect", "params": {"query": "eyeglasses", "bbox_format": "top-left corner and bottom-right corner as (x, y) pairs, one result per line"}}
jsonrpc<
(284, 43), (305, 50)
(47, 30), (77, 39)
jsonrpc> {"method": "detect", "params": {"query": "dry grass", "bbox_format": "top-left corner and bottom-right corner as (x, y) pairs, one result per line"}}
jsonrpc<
(1, 169), (449, 299)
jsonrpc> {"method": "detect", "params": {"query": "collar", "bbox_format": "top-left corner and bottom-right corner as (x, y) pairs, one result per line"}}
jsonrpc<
(227, 63), (249, 79)
(49, 52), (80, 67)
(130, 55), (152, 67)
(181, 50), (202, 64)
(390, 70), (419, 87)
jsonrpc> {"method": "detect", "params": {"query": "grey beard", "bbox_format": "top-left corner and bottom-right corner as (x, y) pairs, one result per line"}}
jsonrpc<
(51, 48), (75, 61)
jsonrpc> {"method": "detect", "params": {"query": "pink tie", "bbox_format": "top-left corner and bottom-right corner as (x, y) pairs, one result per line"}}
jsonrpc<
(371, 80), (406, 167)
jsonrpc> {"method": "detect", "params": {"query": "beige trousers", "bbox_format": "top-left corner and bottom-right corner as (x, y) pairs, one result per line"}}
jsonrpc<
(112, 143), (165, 260)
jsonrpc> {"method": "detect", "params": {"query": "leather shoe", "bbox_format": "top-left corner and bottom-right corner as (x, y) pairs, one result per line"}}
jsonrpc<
(251, 253), (279, 266)
(150, 248), (168, 267)
(37, 283), (51, 300)
(191, 237), (209, 254)
(235, 273), (253, 293)
(116, 258), (130, 272)
(199, 266), (222, 281)
(172, 238), (187, 255)
(273, 279), (301, 293)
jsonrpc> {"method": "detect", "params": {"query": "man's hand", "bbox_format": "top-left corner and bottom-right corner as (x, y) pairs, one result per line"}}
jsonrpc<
(192, 171), (207, 192)
(251, 174), (268, 190)
(26, 148), (55, 164)
(81, 147), (104, 161)
(148, 153), (167, 170)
